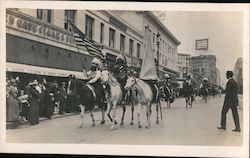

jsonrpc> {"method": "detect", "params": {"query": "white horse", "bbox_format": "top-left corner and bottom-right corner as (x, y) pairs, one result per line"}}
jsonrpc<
(125, 76), (161, 129)
(101, 70), (123, 130)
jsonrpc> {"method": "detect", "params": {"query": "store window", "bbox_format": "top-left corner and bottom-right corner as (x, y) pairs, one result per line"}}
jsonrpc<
(120, 34), (125, 52)
(37, 9), (53, 23)
(85, 15), (94, 40)
(109, 28), (115, 48)
(129, 39), (134, 55)
(64, 10), (76, 30)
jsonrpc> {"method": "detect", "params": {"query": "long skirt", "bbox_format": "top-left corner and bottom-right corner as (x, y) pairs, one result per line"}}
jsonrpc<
(27, 98), (39, 125)
(6, 96), (19, 122)
(20, 102), (29, 118)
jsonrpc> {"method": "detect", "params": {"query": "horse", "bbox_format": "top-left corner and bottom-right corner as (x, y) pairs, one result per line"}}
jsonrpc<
(100, 70), (123, 130)
(160, 84), (173, 108)
(67, 79), (106, 128)
(199, 86), (209, 103)
(183, 81), (194, 108)
(101, 70), (138, 130)
(124, 76), (162, 129)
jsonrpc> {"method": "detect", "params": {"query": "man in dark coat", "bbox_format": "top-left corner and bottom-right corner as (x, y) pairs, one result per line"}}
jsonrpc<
(217, 71), (241, 132)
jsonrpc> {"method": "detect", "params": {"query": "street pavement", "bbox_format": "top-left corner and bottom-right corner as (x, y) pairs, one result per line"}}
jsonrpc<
(6, 95), (243, 146)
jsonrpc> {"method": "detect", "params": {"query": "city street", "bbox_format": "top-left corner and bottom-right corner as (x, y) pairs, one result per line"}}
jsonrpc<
(6, 95), (243, 146)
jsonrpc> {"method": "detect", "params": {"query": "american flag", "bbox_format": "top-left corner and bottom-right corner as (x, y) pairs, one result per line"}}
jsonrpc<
(69, 22), (104, 58)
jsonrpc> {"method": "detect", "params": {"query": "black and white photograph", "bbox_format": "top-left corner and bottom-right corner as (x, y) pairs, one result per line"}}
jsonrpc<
(0, 1), (249, 157)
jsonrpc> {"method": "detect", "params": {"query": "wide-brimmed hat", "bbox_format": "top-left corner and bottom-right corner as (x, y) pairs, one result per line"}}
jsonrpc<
(29, 79), (38, 86)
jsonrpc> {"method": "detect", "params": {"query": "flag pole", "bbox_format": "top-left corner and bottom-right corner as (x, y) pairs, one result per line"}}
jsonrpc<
(68, 22), (88, 77)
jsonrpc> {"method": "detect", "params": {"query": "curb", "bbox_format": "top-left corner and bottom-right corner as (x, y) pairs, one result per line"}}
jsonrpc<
(6, 113), (76, 129)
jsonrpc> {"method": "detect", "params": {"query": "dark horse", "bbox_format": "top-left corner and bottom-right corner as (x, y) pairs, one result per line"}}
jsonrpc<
(68, 79), (106, 127)
(199, 86), (209, 103)
(183, 81), (194, 108)
(160, 84), (174, 108)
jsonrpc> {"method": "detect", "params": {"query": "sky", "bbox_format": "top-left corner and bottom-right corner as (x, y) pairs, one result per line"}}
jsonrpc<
(162, 11), (243, 85)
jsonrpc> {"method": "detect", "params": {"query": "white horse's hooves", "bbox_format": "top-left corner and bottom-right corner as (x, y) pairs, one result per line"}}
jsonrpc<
(156, 120), (159, 124)
(145, 125), (150, 129)
(120, 121), (124, 126)
(114, 120), (118, 125)
(100, 120), (105, 124)
(130, 121), (134, 125)
(110, 125), (115, 130)
(138, 125), (142, 128)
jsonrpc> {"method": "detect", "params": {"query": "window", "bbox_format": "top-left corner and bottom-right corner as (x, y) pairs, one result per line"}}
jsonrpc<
(64, 10), (76, 30)
(37, 9), (43, 19)
(37, 9), (52, 23)
(85, 15), (94, 40)
(129, 39), (134, 55)
(109, 28), (115, 48)
(120, 34), (125, 52)
(137, 43), (141, 58)
(153, 33), (155, 44)
(100, 23), (104, 43)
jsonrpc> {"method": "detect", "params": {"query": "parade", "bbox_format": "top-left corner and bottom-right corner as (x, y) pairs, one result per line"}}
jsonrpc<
(5, 8), (244, 151)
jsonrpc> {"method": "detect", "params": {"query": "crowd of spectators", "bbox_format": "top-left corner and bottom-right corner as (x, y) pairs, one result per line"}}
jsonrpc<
(6, 75), (77, 129)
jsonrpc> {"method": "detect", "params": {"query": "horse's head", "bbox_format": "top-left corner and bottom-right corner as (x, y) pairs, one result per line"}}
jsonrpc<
(101, 70), (110, 84)
(124, 76), (136, 90)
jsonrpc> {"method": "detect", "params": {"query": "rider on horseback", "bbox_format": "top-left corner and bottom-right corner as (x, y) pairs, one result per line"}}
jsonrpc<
(86, 57), (106, 107)
(162, 74), (174, 103)
(111, 54), (129, 103)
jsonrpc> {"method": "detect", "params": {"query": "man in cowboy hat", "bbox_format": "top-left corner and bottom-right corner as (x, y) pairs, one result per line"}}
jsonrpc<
(217, 71), (241, 132)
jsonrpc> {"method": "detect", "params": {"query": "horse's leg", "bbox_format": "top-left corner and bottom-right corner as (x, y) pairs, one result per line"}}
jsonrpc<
(185, 97), (188, 108)
(130, 102), (135, 125)
(90, 109), (95, 127)
(137, 103), (142, 128)
(100, 107), (105, 124)
(145, 103), (151, 129)
(79, 104), (85, 128)
(106, 101), (113, 122)
(110, 100), (117, 130)
(156, 103), (159, 124)
(120, 104), (126, 126)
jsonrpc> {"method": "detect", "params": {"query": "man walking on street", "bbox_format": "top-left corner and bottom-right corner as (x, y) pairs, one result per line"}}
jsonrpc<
(217, 71), (241, 132)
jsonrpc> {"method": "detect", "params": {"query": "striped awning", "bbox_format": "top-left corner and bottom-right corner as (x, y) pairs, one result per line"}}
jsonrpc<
(6, 62), (87, 79)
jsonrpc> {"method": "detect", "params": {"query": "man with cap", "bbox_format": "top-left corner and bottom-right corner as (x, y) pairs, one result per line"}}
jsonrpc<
(162, 74), (174, 103)
(217, 71), (241, 132)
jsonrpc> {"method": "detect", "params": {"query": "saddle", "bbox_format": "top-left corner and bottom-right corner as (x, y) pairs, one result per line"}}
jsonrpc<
(143, 80), (159, 103)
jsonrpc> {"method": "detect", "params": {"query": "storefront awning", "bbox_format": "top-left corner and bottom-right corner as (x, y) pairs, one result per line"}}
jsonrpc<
(6, 62), (87, 79)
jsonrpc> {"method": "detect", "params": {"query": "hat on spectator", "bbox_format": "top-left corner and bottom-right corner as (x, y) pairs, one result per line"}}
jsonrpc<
(226, 71), (233, 77)
(29, 79), (38, 86)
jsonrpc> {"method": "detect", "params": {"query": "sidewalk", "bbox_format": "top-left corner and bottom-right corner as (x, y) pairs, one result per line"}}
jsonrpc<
(6, 111), (76, 129)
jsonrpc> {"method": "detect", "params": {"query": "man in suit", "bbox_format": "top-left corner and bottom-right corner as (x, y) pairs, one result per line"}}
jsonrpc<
(217, 71), (241, 132)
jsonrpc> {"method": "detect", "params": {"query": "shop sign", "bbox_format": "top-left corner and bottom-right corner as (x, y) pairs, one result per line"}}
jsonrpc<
(6, 13), (75, 46)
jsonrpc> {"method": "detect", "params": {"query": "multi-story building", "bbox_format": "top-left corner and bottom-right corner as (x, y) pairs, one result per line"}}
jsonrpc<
(216, 68), (221, 86)
(6, 9), (179, 89)
(177, 53), (191, 80)
(190, 55), (217, 86)
(234, 57), (243, 94)
(112, 11), (180, 79)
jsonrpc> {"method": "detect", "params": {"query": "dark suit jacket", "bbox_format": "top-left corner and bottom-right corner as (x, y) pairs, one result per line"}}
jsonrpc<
(223, 78), (239, 106)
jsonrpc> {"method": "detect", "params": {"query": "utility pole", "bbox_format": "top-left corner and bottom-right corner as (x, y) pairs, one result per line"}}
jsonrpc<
(156, 30), (160, 77)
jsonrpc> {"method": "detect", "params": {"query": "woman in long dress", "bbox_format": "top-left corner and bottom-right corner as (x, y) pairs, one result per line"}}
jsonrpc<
(27, 80), (40, 125)
(6, 79), (20, 126)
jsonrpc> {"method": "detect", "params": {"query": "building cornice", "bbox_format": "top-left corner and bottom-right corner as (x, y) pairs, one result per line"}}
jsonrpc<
(143, 11), (181, 46)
